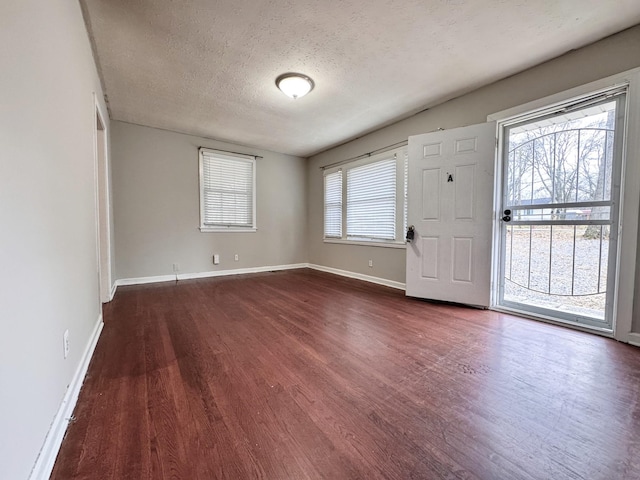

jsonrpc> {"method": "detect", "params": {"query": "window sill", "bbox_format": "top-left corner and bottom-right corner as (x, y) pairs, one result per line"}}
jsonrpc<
(200, 227), (257, 233)
(323, 238), (406, 249)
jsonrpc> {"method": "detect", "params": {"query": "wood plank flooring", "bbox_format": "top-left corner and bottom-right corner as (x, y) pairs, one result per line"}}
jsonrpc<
(51, 268), (640, 479)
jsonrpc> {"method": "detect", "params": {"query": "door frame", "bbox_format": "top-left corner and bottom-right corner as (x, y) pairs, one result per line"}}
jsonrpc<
(93, 94), (113, 303)
(488, 68), (640, 342)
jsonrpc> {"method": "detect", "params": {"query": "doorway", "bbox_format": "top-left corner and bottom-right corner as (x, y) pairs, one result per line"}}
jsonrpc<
(94, 98), (112, 303)
(495, 89), (627, 331)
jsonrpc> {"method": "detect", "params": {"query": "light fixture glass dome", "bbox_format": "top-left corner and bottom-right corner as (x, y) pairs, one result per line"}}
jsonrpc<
(276, 73), (314, 99)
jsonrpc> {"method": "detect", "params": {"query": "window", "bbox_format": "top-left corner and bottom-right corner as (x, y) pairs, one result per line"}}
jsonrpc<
(347, 158), (396, 240)
(323, 147), (407, 246)
(199, 148), (256, 232)
(324, 171), (342, 238)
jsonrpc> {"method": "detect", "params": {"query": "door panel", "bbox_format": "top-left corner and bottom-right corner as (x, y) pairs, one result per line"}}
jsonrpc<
(456, 137), (478, 153)
(423, 142), (442, 157)
(454, 164), (475, 220)
(422, 169), (441, 219)
(406, 122), (496, 307)
(452, 237), (473, 283)
(421, 237), (439, 279)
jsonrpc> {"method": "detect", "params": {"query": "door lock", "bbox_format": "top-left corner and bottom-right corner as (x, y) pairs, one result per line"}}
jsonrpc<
(406, 225), (415, 242)
(502, 209), (511, 222)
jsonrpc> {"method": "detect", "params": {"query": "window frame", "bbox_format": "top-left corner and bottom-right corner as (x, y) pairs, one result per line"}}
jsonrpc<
(323, 146), (408, 248)
(199, 148), (257, 233)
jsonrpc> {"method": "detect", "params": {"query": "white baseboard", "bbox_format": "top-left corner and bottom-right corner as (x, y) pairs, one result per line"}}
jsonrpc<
(114, 263), (406, 292)
(29, 315), (104, 480)
(628, 332), (640, 347)
(177, 263), (308, 280)
(308, 264), (406, 291)
(115, 263), (308, 287)
(109, 282), (117, 301)
(115, 273), (177, 287)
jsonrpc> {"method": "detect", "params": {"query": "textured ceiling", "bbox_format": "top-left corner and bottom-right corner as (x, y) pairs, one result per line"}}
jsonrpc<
(81, 0), (640, 157)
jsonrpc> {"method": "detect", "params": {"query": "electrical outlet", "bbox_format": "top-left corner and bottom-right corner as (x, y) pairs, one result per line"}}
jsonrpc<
(213, 254), (220, 265)
(173, 263), (180, 272)
(63, 329), (69, 359)
(368, 259), (373, 268)
(234, 254), (239, 261)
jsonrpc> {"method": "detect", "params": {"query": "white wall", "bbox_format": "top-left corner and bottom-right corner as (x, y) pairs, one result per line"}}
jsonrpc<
(0, 1), (108, 478)
(111, 121), (308, 280)
(307, 25), (640, 294)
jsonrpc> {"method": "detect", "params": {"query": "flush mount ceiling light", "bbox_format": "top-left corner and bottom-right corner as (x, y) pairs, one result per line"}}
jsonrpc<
(275, 73), (315, 99)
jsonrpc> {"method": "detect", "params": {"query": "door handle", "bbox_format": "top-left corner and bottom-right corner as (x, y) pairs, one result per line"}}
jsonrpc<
(502, 209), (512, 222)
(406, 225), (415, 242)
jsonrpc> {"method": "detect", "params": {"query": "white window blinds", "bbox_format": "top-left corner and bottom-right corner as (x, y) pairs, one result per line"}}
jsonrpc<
(346, 157), (397, 240)
(200, 149), (255, 229)
(324, 170), (342, 238)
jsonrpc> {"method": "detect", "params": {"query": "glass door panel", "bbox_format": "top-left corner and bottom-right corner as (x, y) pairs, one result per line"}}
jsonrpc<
(497, 92), (626, 330)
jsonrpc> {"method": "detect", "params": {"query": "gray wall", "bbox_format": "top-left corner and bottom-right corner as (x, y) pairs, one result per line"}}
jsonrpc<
(0, 0), (108, 478)
(111, 121), (308, 280)
(307, 25), (640, 293)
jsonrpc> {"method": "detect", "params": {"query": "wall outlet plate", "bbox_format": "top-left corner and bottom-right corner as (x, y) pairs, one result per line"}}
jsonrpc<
(234, 254), (239, 261)
(213, 254), (220, 264)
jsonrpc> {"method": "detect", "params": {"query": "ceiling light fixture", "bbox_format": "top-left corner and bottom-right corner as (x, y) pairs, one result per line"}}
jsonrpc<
(275, 73), (315, 99)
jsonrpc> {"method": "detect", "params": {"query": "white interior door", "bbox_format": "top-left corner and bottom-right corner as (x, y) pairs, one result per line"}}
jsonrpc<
(406, 122), (496, 307)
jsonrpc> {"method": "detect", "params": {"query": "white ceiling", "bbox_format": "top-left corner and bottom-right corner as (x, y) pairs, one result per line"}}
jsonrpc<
(81, 0), (640, 157)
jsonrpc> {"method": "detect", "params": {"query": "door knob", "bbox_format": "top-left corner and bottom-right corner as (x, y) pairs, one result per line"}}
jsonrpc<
(406, 225), (415, 242)
(502, 215), (511, 222)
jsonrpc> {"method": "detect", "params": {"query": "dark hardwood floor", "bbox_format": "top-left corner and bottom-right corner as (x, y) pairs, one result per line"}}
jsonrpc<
(51, 268), (640, 479)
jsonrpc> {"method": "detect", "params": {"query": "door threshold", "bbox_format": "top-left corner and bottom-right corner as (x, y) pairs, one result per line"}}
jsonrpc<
(491, 305), (614, 338)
